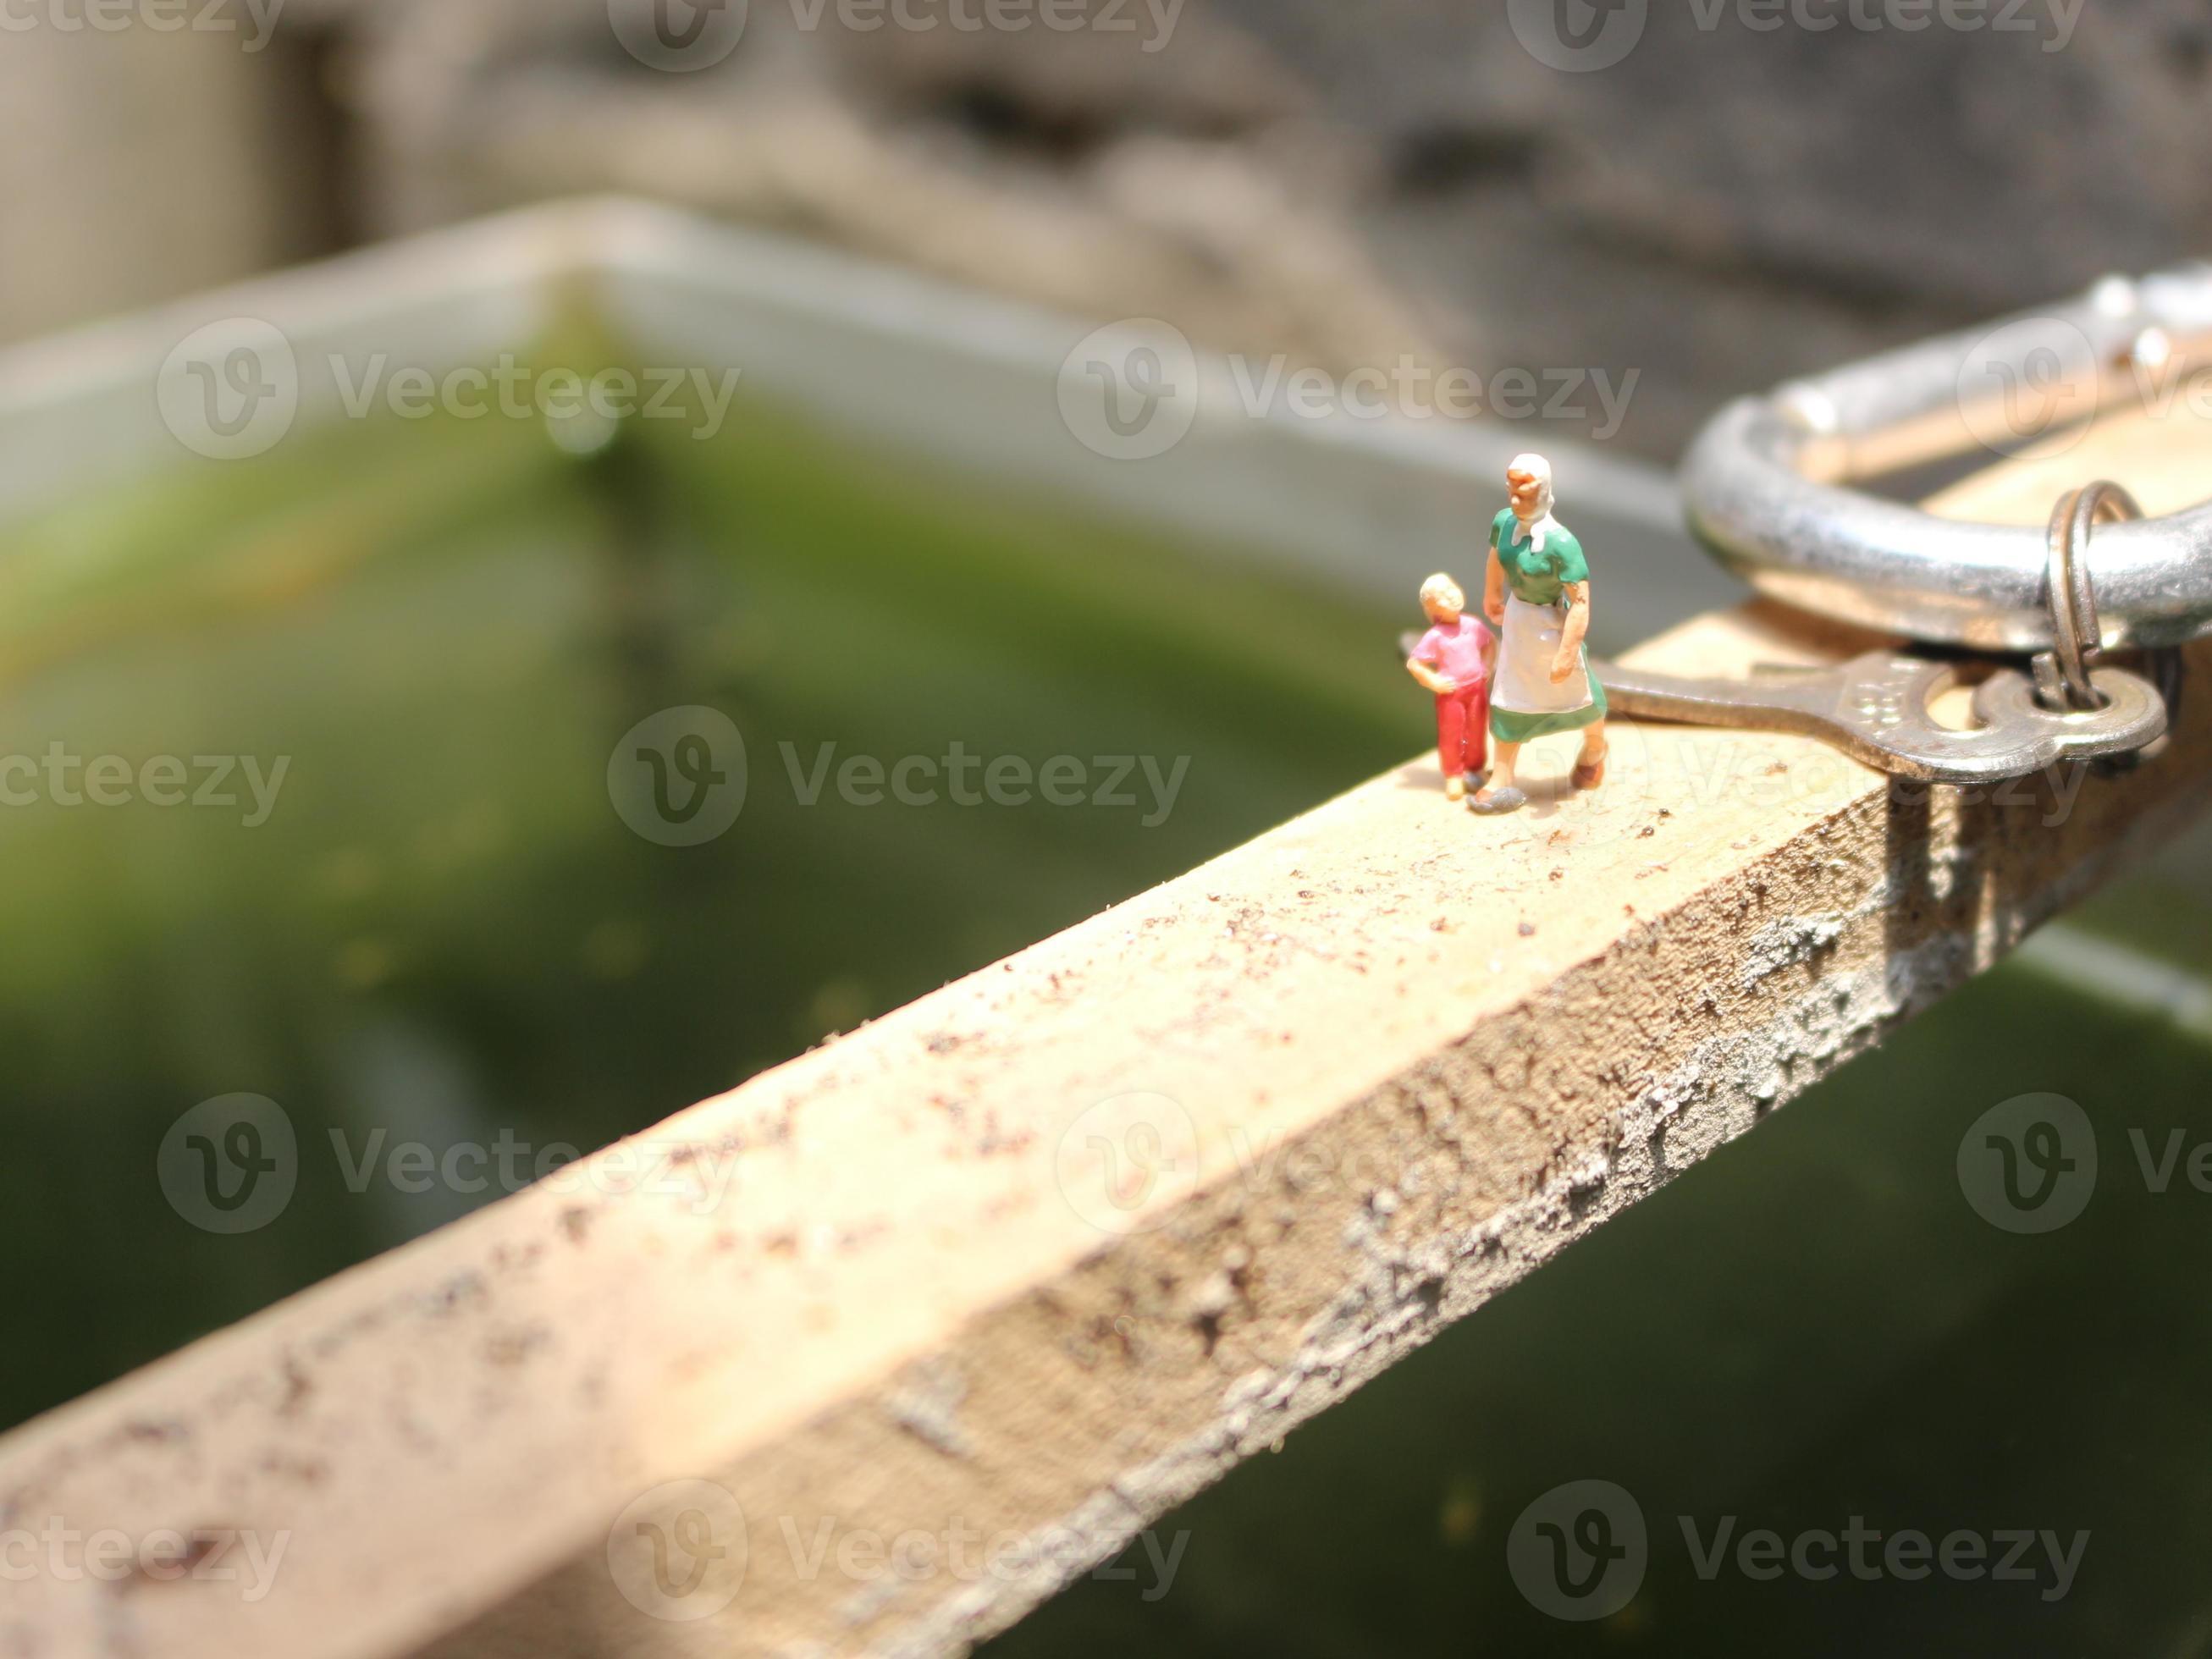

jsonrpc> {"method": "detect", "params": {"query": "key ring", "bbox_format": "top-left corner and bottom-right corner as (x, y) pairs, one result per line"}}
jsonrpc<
(1681, 262), (2212, 653)
(2035, 481), (2141, 713)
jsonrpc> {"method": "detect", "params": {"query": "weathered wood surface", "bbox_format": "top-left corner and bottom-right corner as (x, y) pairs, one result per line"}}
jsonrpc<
(2, 427), (2207, 1659)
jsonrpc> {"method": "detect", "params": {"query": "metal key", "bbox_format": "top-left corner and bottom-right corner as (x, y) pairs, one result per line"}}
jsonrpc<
(1591, 651), (2168, 785)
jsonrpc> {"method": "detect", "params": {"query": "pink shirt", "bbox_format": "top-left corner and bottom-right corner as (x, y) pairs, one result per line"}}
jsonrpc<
(1415, 616), (1491, 688)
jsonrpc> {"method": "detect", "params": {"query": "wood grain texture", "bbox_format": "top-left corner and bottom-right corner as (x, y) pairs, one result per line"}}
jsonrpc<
(3, 426), (2207, 1659)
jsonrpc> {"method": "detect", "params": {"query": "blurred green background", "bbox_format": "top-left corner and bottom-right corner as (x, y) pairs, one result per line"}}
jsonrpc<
(0, 366), (1411, 1434)
(5, 354), (2211, 1656)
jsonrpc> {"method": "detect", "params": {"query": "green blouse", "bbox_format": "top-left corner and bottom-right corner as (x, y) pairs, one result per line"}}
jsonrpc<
(1490, 509), (1589, 607)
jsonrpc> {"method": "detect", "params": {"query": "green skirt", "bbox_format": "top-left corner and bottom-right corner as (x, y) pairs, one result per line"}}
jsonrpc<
(1491, 670), (1608, 745)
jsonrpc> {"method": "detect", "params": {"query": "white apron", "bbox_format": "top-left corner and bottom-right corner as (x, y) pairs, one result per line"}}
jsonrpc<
(1492, 595), (1593, 718)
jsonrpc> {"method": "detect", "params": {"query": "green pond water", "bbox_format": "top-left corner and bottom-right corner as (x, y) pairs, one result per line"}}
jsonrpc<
(0, 390), (1409, 1434)
(5, 359), (2211, 1656)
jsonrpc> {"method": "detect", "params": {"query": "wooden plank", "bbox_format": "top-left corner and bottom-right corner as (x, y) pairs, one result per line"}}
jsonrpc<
(3, 426), (2207, 1659)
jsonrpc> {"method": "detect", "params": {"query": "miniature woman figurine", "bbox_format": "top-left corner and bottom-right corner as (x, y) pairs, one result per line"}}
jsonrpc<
(1405, 574), (1493, 801)
(1471, 454), (1608, 815)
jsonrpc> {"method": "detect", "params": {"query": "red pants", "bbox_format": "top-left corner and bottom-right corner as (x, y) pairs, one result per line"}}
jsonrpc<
(1435, 683), (1489, 780)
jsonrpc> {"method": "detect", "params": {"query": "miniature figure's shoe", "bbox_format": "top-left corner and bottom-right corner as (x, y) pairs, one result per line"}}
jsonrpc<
(1571, 749), (1608, 791)
(1445, 777), (1469, 802)
(1465, 769), (1489, 790)
(1470, 786), (1527, 815)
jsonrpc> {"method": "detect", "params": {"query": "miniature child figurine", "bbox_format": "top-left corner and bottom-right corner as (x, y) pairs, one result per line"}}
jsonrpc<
(1471, 454), (1608, 815)
(1405, 574), (1494, 802)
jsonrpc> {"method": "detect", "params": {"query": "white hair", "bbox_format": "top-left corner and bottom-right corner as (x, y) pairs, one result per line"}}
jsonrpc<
(1419, 573), (1465, 613)
(1507, 453), (1562, 553)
